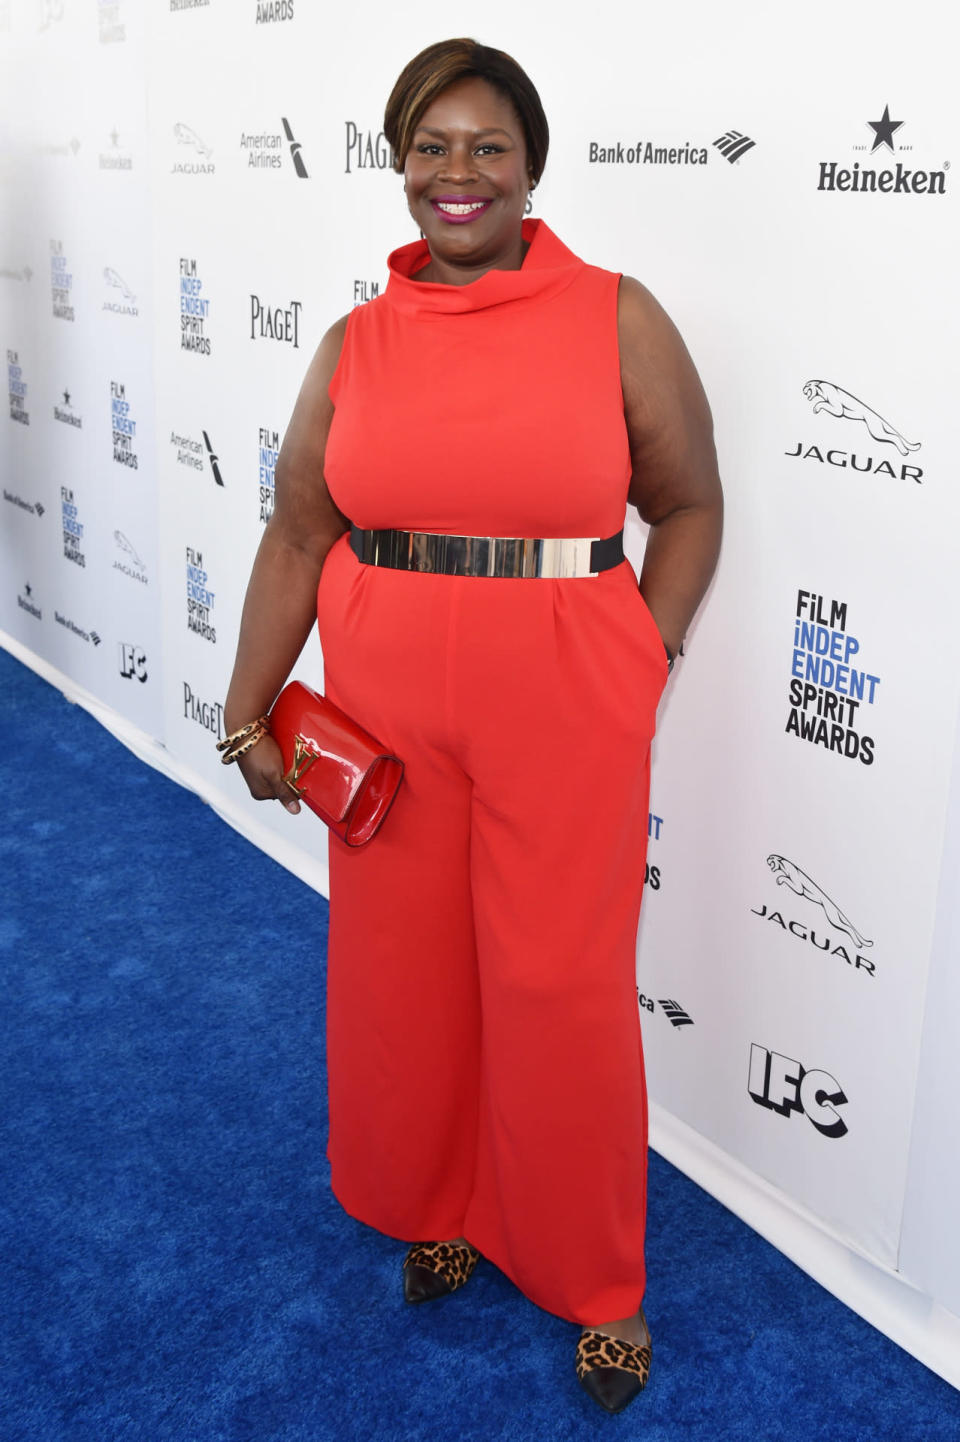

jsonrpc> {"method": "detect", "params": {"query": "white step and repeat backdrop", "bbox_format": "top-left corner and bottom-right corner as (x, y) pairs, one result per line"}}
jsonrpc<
(3, 0), (959, 1384)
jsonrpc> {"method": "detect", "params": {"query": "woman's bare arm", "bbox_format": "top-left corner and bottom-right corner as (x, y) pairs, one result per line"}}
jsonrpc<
(223, 314), (349, 808)
(618, 276), (723, 658)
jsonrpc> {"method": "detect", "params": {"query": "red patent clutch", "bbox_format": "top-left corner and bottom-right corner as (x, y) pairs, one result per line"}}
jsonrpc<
(268, 680), (404, 846)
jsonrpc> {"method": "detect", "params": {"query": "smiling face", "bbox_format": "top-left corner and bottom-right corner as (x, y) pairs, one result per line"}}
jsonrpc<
(403, 75), (531, 283)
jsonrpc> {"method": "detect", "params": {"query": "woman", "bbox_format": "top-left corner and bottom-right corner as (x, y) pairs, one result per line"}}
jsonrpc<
(223, 38), (722, 1414)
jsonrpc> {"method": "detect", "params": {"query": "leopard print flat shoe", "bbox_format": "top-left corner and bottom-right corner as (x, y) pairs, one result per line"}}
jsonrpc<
(575, 1310), (651, 1413)
(402, 1240), (481, 1304)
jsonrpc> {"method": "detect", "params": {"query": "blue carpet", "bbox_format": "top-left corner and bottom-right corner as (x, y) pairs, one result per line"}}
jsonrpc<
(2, 645), (959, 1441)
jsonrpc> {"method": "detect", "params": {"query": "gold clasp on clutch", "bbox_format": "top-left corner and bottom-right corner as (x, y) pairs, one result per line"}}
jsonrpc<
(283, 733), (319, 797)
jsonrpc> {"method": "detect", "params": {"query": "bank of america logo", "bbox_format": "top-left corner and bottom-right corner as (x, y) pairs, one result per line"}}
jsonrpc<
(659, 999), (694, 1028)
(713, 130), (756, 163)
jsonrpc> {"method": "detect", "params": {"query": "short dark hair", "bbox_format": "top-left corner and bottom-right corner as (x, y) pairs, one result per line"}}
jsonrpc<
(384, 38), (549, 184)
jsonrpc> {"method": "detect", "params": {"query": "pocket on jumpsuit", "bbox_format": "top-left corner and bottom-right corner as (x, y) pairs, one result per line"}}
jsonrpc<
(631, 587), (670, 707)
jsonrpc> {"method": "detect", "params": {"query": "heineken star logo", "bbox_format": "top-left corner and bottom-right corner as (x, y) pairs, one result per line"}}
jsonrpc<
(867, 105), (903, 154)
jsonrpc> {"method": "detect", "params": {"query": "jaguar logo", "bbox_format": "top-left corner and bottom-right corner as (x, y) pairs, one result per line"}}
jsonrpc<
(766, 855), (872, 950)
(114, 530), (144, 568)
(803, 380), (920, 457)
(103, 266), (136, 301)
(173, 123), (212, 158)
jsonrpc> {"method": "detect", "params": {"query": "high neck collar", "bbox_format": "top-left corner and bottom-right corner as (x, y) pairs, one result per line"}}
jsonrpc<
(384, 219), (583, 317)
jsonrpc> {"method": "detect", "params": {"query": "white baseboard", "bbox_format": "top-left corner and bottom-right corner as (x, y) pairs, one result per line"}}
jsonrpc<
(650, 1101), (960, 1391)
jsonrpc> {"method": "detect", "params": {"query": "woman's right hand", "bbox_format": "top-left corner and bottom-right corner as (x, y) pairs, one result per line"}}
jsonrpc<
(236, 734), (301, 815)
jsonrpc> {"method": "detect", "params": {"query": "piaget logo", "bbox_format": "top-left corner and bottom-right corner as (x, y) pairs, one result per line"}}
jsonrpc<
(344, 123), (393, 173)
(183, 680), (224, 737)
(250, 294), (301, 347)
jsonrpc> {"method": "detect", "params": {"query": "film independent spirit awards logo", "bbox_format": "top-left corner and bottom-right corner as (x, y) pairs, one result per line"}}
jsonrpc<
(818, 105), (948, 196)
(751, 854), (876, 978)
(786, 379), (923, 485)
(7, 348), (28, 424)
(786, 588), (881, 767)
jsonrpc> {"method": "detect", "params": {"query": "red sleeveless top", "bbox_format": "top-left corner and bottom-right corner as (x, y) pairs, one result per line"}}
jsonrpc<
(324, 219), (631, 539)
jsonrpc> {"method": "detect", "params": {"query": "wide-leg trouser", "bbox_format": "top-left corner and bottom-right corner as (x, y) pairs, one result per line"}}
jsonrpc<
(316, 533), (667, 1325)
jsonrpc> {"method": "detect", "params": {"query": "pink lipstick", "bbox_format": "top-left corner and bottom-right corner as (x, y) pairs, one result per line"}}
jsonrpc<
(430, 195), (493, 224)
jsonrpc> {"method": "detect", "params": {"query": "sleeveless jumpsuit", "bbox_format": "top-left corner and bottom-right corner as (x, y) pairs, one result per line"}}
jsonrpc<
(319, 219), (668, 1325)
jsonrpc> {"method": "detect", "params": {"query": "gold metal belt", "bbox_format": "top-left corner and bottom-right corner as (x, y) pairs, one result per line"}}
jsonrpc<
(348, 525), (624, 579)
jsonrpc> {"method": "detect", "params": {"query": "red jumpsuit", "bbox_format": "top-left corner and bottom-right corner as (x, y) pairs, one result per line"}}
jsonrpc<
(319, 219), (667, 1325)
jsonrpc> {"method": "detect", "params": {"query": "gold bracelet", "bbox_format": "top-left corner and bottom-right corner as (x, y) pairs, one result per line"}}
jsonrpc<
(216, 715), (270, 764)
